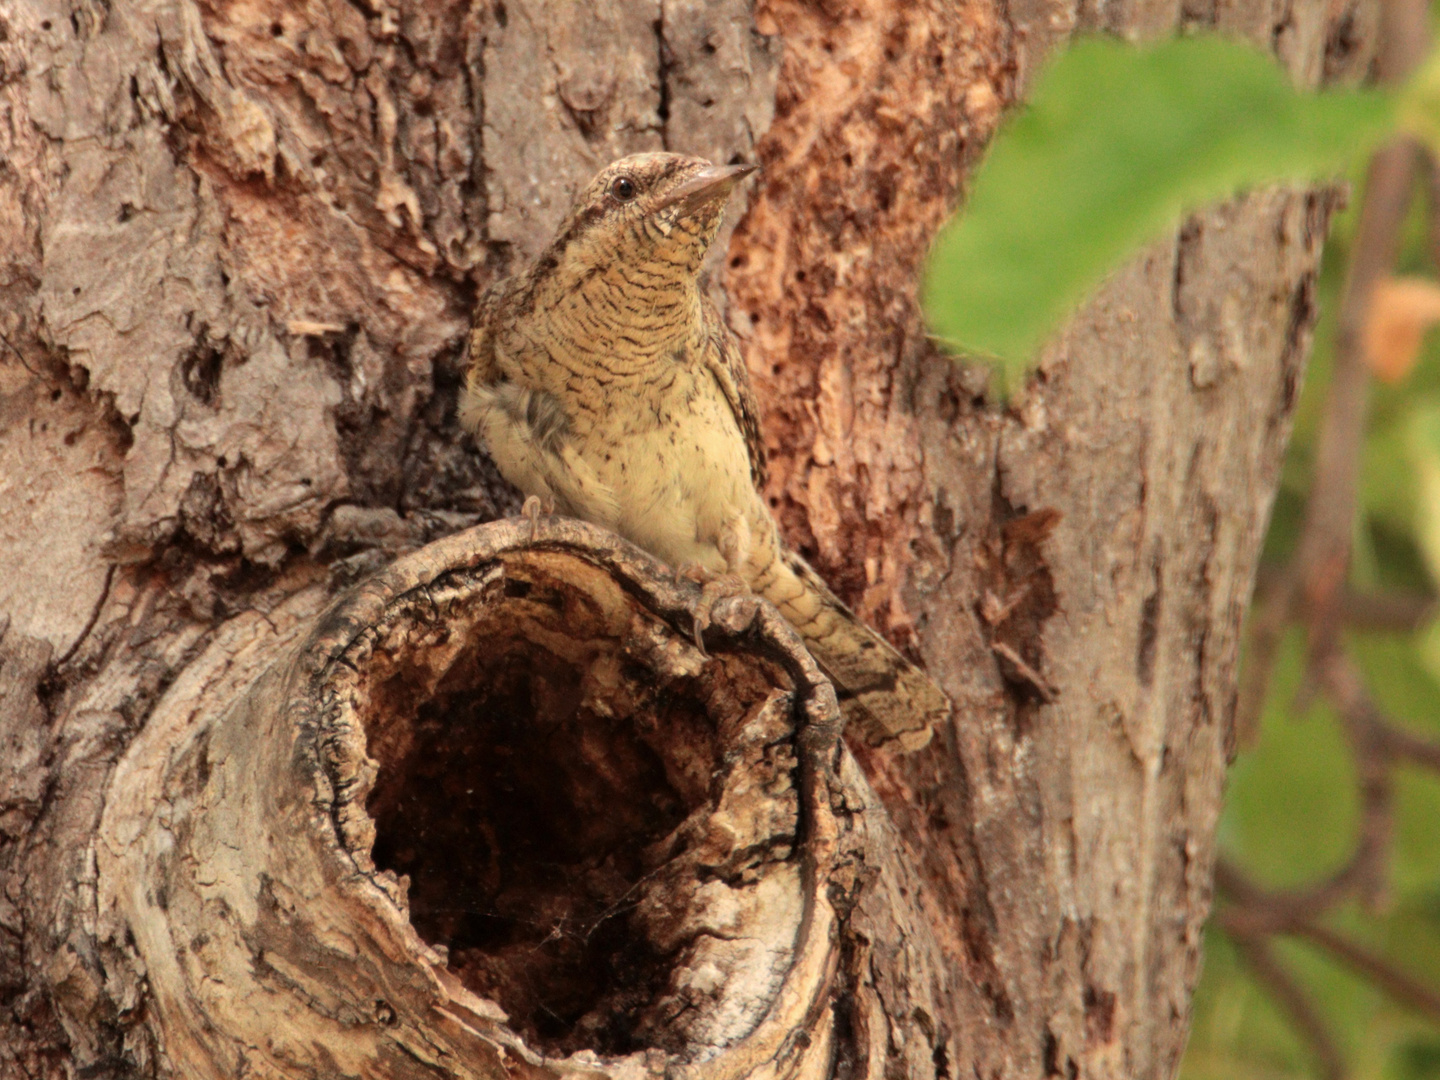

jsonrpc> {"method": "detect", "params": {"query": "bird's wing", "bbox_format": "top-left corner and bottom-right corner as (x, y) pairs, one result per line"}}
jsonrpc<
(701, 298), (768, 492)
(466, 276), (515, 388)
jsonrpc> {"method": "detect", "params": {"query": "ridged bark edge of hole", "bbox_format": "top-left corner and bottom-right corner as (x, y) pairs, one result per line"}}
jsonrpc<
(94, 518), (850, 1080)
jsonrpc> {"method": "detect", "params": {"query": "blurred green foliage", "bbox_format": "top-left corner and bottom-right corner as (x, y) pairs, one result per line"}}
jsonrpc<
(917, 30), (1440, 1080)
(922, 36), (1393, 390)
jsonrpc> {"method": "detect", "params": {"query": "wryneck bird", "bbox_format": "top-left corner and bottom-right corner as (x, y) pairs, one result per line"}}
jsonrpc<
(462, 151), (949, 751)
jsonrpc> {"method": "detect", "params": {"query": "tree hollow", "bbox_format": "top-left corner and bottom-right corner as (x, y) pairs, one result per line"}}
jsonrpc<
(95, 519), (848, 1080)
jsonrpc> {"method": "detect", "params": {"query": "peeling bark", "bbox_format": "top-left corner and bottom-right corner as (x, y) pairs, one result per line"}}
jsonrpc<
(0, 0), (1375, 1076)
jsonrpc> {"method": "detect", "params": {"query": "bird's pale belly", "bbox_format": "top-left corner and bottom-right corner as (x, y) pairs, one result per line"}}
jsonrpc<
(579, 393), (760, 576)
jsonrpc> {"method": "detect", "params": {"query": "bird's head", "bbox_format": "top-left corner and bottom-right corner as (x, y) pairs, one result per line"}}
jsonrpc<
(536, 152), (756, 289)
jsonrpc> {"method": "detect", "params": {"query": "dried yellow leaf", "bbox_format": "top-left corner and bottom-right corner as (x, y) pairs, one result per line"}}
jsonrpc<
(1363, 276), (1440, 382)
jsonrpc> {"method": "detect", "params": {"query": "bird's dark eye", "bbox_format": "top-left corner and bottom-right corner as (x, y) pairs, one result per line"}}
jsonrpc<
(610, 176), (637, 203)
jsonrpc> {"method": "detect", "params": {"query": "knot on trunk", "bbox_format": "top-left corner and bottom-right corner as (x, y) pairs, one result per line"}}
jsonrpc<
(97, 518), (853, 1079)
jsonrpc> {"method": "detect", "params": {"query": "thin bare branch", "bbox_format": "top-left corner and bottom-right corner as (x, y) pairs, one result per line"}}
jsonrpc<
(1316, 637), (1440, 771)
(1317, 650), (1395, 909)
(1296, 922), (1440, 1023)
(1228, 929), (1348, 1080)
(1337, 589), (1439, 632)
(1374, 722), (1440, 771)
(1254, 567), (1439, 631)
(1217, 859), (1361, 938)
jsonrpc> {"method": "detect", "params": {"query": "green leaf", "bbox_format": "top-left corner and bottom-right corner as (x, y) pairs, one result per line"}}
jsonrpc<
(923, 35), (1395, 391)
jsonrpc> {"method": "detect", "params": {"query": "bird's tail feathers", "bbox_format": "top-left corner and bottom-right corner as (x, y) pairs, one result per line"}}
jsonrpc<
(766, 549), (950, 752)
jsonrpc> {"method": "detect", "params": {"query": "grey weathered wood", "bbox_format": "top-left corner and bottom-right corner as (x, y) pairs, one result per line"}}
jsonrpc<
(903, 190), (1339, 1078)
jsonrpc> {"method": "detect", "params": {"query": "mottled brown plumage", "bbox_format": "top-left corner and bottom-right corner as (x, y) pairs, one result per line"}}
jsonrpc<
(462, 152), (948, 750)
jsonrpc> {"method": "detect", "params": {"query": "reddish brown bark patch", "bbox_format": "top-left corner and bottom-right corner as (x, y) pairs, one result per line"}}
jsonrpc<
(724, 0), (1011, 640)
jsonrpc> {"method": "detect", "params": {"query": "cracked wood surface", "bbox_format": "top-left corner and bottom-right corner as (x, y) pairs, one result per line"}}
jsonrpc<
(0, 0), (1376, 1076)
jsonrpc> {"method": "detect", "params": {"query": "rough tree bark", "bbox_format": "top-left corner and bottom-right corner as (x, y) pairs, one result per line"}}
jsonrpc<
(0, 0), (1376, 1077)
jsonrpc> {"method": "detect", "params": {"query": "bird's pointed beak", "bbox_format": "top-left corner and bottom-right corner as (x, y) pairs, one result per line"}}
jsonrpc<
(654, 163), (758, 215)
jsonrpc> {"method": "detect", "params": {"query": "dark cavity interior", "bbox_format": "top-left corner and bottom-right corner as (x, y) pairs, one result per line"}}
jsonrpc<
(354, 558), (736, 1055)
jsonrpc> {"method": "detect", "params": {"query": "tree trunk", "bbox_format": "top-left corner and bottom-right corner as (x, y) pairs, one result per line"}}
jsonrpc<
(0, 0), (1374, 1077)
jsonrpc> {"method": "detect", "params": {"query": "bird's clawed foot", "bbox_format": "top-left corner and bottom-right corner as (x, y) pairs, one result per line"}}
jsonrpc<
(521, 494), (556, 542)
(679, 563), (750, 654)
